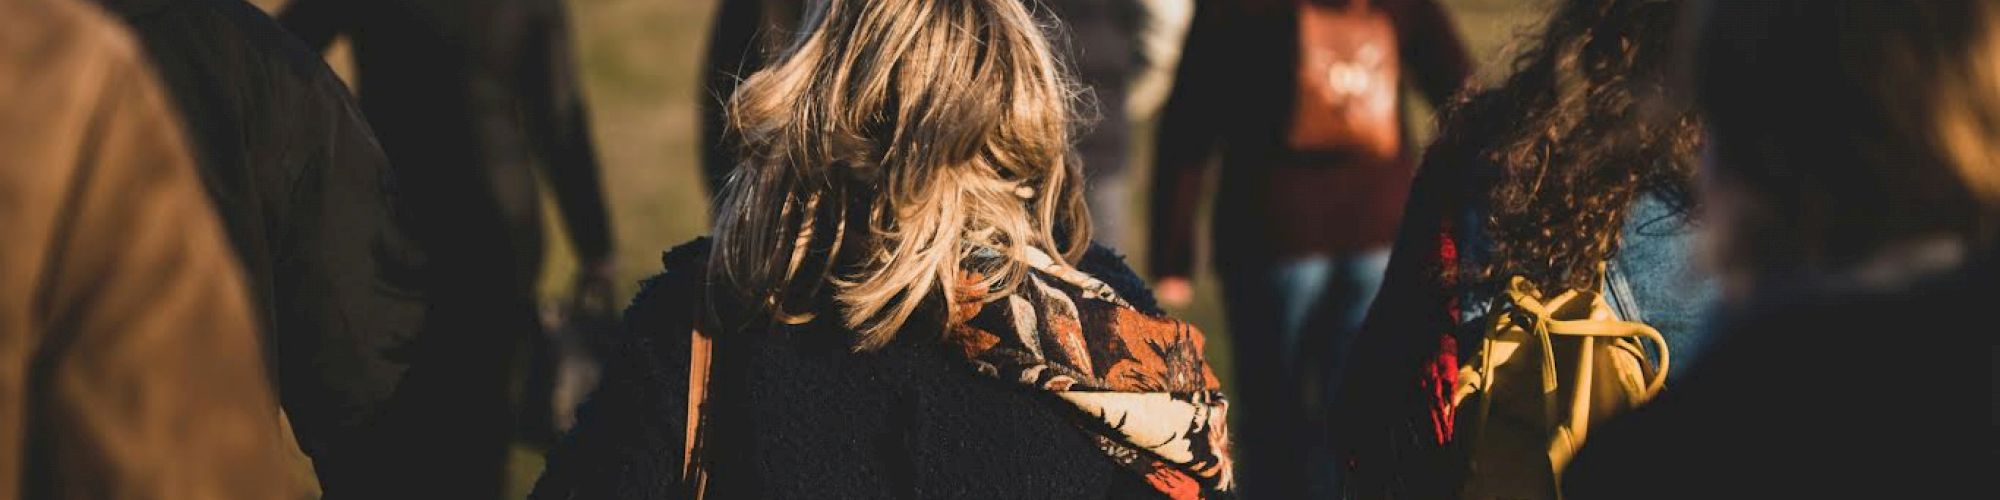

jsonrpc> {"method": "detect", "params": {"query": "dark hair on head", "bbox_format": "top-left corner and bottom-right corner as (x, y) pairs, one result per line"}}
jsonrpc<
(1434, 0), (1701, 293)
(1693, 0), (2000, 280)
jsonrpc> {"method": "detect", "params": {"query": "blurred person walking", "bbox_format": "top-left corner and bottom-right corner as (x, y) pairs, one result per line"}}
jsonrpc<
(88, 0), (427, 495)
(1148, 0), (1470, 495)
(0, 0), (308, 497)
(1336, 0), (1716, 497)
(277, 0), (618, 497)
(1041, 0), (1150, 248)
(1128, 0), (1196, 124)
(535, 0), (1235, 498)
(1564, 0), (2000, 497)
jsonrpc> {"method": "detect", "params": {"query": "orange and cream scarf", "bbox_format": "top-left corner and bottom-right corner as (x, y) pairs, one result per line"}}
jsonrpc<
(946, 248), (1236, 499)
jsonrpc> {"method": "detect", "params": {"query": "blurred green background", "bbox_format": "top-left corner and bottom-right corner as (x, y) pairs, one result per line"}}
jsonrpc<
(246, 0), (1544, 497)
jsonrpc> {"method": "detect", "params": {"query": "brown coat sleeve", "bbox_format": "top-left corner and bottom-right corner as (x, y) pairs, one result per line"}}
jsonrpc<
(0, 1), (305, 497)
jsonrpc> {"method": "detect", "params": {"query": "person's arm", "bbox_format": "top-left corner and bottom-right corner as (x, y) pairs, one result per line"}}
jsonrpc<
(1146, 0), (1229, 291)
(522, 2), (615, 274)
(1390, 0), (1474, 106)
(38, 41), (300, 500)
(266, 55), (428, 490)
(275, 0), (353, 53)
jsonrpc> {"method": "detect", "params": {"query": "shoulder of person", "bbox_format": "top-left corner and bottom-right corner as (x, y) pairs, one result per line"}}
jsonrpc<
(590, 237), (706, 369)
(185, 0), (358, 99)
(6, 0), (150, 72)
(623, 237), (713, 335)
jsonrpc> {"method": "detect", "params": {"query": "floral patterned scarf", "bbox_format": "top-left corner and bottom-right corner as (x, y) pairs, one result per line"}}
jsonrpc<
(945, 248), (1236, 499)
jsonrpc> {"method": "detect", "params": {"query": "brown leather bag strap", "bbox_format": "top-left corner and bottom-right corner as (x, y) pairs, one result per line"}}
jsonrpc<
(682, 322), (714, 498)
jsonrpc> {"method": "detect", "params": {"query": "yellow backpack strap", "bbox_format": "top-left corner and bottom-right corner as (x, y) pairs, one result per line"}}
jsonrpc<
(1501, 277), (1564, 392)
(1499, 274), (1673, 398)
(1545, 318), (1671, 397)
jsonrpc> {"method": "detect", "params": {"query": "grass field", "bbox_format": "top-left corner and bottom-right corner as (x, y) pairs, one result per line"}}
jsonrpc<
(248, 1), (1549, 497)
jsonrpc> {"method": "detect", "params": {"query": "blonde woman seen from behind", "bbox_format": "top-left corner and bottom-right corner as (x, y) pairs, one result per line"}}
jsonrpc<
(532, 1), (1236, 498)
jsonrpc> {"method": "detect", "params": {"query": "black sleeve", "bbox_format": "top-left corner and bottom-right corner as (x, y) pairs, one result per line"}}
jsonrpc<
(522, 2), (614, 263)
(1146, 1), (1229, 280)
(275, 0), (352, 52)
(531, 242), (710, 500)
(265, 36), (429, 493)
(122, 1), (421, 492)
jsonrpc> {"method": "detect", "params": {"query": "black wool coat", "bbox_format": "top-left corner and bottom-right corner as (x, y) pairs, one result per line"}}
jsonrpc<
(532, 240), (1173, 499)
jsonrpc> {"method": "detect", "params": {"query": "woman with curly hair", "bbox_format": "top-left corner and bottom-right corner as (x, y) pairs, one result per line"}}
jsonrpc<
(1335, 0), (1714, 496)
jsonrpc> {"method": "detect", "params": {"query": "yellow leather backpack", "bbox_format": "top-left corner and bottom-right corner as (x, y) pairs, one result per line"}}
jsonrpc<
(1450, 276), (1671, 500)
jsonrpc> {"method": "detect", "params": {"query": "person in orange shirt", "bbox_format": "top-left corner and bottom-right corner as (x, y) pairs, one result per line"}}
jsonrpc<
(1149, 0), (1471, 495)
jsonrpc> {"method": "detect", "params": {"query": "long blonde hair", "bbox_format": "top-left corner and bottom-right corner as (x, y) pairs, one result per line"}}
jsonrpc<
(714, 0), (1091, 350)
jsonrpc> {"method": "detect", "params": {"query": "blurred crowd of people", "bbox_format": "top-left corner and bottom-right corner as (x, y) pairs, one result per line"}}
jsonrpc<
(0, 0), (1992, 499)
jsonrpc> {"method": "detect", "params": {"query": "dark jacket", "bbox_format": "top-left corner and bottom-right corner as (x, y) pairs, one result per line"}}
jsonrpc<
(1149, 0), (1470, 277)
(278, 0), (613, 292)
(94, 0), (426, 490)
(1563, 250), (1998, 499)
(532, 240), (1170, 499)
(277, 2), (617, 496)
(1334, 142), (1483, 499)
(0, 0), (304, 496)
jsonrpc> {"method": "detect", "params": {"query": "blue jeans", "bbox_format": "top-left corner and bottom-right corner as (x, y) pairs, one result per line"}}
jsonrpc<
(1220, 248), (1390, 499)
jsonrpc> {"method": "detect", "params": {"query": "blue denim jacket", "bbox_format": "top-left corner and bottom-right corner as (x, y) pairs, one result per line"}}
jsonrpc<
(1457, 191), (1720, 379)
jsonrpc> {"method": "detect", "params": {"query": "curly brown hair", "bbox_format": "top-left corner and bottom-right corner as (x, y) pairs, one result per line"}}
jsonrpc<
(1433, 0), (1702, 293)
